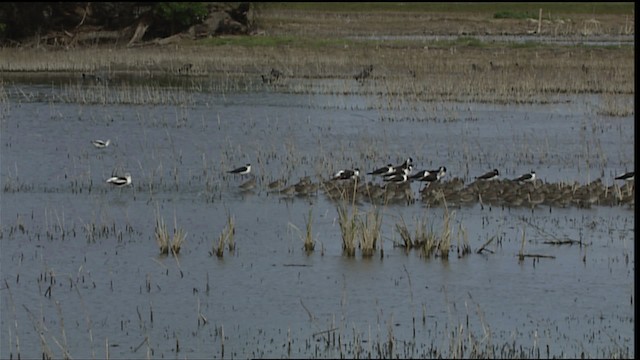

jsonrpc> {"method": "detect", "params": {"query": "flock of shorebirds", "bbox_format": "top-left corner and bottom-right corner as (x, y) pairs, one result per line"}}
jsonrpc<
(95, 139), (634, 209)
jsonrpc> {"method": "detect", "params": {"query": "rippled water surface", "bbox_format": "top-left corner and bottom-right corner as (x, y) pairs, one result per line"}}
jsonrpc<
(0, 81), (634, 359)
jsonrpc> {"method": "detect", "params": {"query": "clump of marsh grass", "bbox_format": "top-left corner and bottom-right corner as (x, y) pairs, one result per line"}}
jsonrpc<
(395, 215), (438, 256)
(155, 210), (187, 256)
(155, 213), (170, 255)
(456, 223), (471, 258)
(171, 221), (187, 255)
(359, 208), (382, 257)
(288, 207), (316, 253)
(302, 208), (315, 252)
(214, 214), (235, 258)
(438, 209), (453, 259)
(394, 206), (461, 260)
(337, 204), (358, 257)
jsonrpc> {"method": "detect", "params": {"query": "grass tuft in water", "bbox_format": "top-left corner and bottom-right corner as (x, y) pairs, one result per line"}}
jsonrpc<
(214, 213), (235, 258)
(359, 208), (382, 257)
(337, 204), (357, 257)
(155, 210), (187, 256)
(155, 212), (170, 255)
(303, 208), (315, 252)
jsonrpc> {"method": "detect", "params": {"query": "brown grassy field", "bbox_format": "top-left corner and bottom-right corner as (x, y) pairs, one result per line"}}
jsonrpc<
(0, 3), (634, 107)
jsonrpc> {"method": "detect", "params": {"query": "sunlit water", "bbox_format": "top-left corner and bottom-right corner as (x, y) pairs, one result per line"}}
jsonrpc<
(0, 80), (634, 359)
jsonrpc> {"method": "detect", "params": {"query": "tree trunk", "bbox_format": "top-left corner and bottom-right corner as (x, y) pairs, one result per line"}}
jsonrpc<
(128, 18), (151, 46)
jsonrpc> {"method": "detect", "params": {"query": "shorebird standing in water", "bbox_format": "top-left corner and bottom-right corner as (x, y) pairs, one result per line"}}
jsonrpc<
(92, 139), (111, 148)
(106, 173), (132, 187)
(228, 164), (251, 175)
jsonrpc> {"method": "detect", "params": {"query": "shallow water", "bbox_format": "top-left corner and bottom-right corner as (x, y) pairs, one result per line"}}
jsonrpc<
(0, 79), (634, 359)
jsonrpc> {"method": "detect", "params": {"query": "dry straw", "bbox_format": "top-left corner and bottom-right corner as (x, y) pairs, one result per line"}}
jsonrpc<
(214, 213), (235, 257)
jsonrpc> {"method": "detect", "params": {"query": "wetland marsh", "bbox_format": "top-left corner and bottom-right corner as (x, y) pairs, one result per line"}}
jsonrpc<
(0, 3), (635, 359)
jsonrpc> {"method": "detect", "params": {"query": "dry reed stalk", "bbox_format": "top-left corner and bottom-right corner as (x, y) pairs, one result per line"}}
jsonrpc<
(303, 208), (315, 252)
(418, 220), (439, 258)
(171, 228), (187, 255)
(359, 208), (382, 257)
(438, 209), (454, 259)
(395, 218), (413, 249)
(456, 223), (471, 257)
(395, 215), (439, 257)
(518, 227), (526, 262)
(226, 214), (236, 252)
(214, 214), (235, 257)
(337, 204), (357, 256)
(155, 213), (170, 255)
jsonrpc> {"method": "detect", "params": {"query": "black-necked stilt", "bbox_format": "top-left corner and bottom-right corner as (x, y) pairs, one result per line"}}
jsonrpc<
(476, 169), (499, 181)
(106, 173), (132, 187)
(417, 166), (447, 182)
(92, 139), (110, 148)
(513, 171), (536, 183)
(408, 169), (431, 181)
(332, 168), (360, 180)
(411, 166), (447, 182)
(383, 173), (408, 183)
(615, 171), (634, 181)
(393, 157), (413, 172)
(385, 164), (413, 179)
(368, 164), (395, 176)
(433, 166), (447, 180)
(228, 164), (251, 175)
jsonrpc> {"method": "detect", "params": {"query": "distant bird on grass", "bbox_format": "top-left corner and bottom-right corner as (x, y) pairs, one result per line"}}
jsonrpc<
(476, 169), (499, 181)
(393, 157), (413, 172)
(368, 164), (395, 177)
(513, 171), (536, 183)
(332, 168), (360, 180)
(412, 166), (446, 183)
(354, 65), (373, 83)
(383, 173), (408, 184)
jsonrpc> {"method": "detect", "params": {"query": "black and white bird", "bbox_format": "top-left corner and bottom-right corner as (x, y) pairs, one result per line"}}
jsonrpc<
(393, 157), (413, 172)
(513, 171), (536, 183)
(476, 169), (499, 181)
(412, 166), (446, 183)
(91, 139), (110, 148)
(368, 164), (395, 176)
(383, 173), (408, 184)
(228, 164), (251, 175)
(615, 171), (634, 181)
(332, 168), (360, 180)
(408, 169), (431, 181)
(106, 173), (132, 187)
(385, 164), (413, 180)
